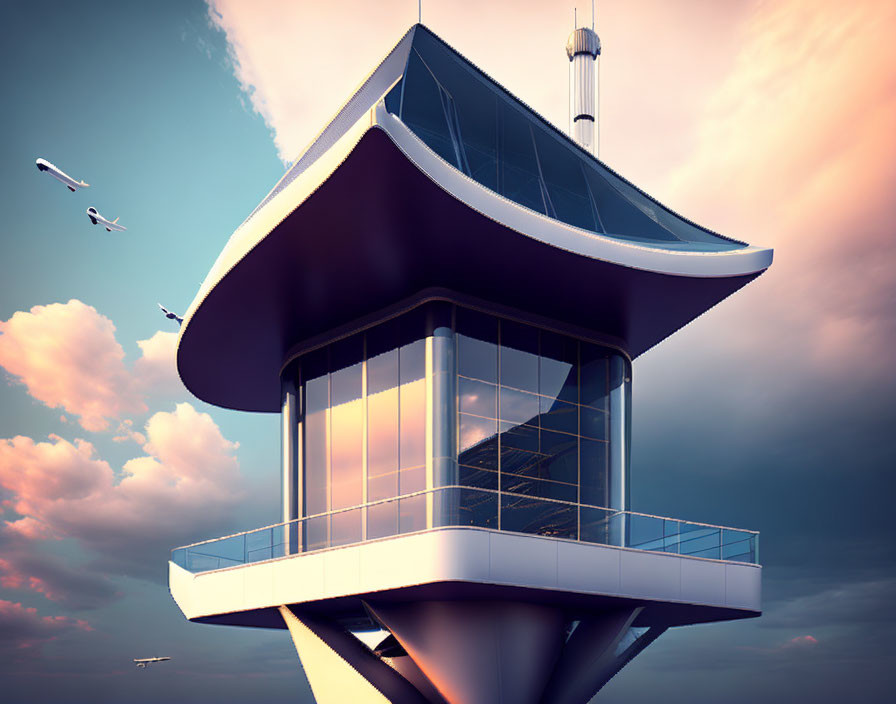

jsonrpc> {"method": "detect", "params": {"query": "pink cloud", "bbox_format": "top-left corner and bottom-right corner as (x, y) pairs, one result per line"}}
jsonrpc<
(0, 403), (244, 579)
(133, 330), (183, 397)
(652, 0), (896, 384)
(0, 542), (121, 610)
(787, 635), (818, 647)
(0, 599), (92, 655)
(0, 300), (146, 432)
(111, 419), (146, 446)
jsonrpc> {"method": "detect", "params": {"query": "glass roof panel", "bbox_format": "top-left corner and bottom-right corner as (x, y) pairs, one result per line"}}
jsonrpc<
(389, 27), (745, 252)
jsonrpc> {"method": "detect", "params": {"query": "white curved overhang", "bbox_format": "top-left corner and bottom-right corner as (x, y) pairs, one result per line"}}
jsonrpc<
(375, 104), (772, 278)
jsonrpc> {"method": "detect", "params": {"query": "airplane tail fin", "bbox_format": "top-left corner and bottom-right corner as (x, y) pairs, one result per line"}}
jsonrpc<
(80, 181), (89, 188)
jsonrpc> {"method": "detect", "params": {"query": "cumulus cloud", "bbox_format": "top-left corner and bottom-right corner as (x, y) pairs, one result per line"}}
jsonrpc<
(111, 419), (146, 446)
(0, 599), (92, 656)
(133, 330), (183, 397)
(0, 301), (188, 433)
(0, 403), (244, 580)
(0, 301), (146, 432)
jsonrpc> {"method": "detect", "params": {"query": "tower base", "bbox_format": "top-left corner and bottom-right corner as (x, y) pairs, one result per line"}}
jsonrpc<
(281, 600), (665, 704)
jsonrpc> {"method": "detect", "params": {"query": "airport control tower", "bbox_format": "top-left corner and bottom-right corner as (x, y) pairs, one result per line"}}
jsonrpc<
(169, 23), (770, 704)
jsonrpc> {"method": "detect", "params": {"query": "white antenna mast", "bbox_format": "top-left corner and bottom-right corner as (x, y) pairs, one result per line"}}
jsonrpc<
(418, 1), (422, 23)
(566, 5), (601, 155)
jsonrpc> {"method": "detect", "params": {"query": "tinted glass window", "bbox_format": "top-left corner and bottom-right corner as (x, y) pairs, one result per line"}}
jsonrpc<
(401, 50), (456, 166)
(500, 320), (538, 392)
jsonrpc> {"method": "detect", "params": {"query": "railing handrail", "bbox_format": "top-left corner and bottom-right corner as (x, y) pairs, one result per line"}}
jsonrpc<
(171, 485), (758, 552)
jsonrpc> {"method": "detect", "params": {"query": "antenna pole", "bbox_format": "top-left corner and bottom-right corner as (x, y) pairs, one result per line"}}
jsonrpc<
(592, 0), (595, 30)
(418, 0), (421, 23)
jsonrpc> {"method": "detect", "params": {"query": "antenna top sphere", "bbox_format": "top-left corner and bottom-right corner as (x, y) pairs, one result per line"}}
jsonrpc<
(566, 27), (601, 60)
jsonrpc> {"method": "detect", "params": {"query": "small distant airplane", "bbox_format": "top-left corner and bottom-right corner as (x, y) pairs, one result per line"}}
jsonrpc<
(35, 158), (89, 192)
(86, 206), (126, 232)
(134, 656), (170, 668)
(158, 303), (183, 326)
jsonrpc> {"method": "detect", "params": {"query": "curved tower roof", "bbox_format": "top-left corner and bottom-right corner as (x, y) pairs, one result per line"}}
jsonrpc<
(177, 24), (772, 412)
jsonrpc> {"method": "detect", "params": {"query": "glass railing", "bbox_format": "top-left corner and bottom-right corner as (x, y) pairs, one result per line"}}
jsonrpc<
(171, 487), (758, 573)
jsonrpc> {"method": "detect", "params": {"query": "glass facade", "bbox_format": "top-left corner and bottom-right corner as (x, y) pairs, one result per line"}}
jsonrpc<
(383, 27), (742, 252)
(282, 302), (631, 549)
(293, 309), (433, 549)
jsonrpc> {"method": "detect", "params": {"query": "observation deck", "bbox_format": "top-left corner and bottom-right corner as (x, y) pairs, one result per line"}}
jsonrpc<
(169, 488), (760, 632)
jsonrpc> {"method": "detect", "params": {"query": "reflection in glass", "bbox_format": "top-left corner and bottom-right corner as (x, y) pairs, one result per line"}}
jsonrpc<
(433, 487), (498, 528)
(580, 437), (607, 507)
(458, 465), (498, 489)
(500, 102), (547, 214)
(501, 494), (576, 539)
(580, 505), (613, 545)
(368, 348), (398, 395)
(458, 377), (496, 418)
(502, 474), (577, 503)
(580, 406), (607, 441)
(459, 413), (498, 471)
(399, 494), (427, 534)
(500, 321), (538, 392)
(368, 501), (398, 540)
(330, 509), (362, 547)
(294, 303), (633, 551)
(456, 308), (497, 382)
(331, 398), (362, 509)
(399, 377), (426, 493)
(401, 50), (456, 165)
(499, 387), (539, 426)
(304, 515), (328, 552)
(539, 396), (577, 435)
(368, 388), (398, 501)
(581, 345), (608, 410)
(400, 340), (426, 384)
(304, 375), (328, 516)
(540, 331), (577, 403)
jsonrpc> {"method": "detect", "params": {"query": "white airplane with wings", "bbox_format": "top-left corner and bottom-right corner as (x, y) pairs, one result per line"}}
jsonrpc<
(86, 206), (126, 232)
(35, 158), (89, 192)
(158, 303), (184, 326)
(134, 656), (170, 668)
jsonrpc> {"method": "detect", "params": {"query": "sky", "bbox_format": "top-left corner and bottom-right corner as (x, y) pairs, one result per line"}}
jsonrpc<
(1, 0), (895, 702)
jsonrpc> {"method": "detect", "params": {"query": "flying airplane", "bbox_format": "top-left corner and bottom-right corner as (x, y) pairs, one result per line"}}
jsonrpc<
(35, 158), (89, 192)
(86, 206), (126, 232)
(158, 304), (183, 326)
(133, 656), (170, 668)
